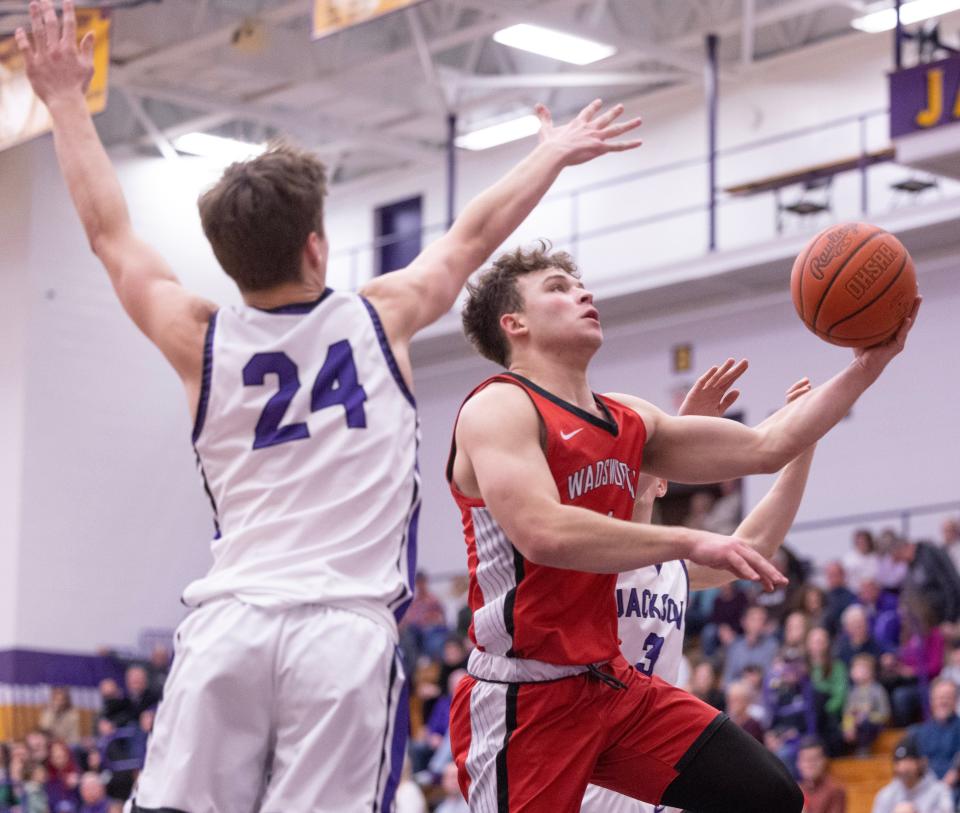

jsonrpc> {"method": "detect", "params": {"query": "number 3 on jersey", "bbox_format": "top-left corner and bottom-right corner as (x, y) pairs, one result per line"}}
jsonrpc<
(243, 340), (367, 450)
(635, 633), (664, 676)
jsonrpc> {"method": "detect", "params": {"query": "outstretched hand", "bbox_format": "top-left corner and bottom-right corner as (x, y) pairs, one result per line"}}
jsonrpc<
(15, 0), (94, 104)
(678, 358), (749, 418)
(536, 99), (643, 166)
(687, 530), (788, 592)
(853, 296), (922, 378)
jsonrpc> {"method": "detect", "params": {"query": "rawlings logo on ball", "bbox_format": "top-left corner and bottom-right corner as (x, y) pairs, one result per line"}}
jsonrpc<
(809, 225), (857, 280)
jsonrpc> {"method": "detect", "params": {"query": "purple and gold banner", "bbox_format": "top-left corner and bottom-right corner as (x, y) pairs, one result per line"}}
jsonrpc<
(889, 55), (960, 138)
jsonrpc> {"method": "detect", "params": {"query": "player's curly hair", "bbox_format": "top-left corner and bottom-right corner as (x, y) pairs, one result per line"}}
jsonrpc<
(462, 241), (579, 367)
(198, 141), (327, 292)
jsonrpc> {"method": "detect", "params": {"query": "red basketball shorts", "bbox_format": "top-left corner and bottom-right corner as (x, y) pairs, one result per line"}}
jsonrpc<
(449, 655), (724, 813)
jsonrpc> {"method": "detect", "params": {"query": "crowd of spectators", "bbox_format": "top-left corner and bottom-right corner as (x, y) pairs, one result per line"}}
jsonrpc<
(396, 515), (960, 812)
(0, 649), (169, 813)
(3, 515), (960, 813)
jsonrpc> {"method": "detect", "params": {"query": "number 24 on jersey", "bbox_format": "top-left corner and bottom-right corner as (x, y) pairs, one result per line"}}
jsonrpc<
(243, 340), (367, 450)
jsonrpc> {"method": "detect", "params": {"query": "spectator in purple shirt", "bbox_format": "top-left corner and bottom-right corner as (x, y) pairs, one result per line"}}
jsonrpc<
(881, 598), (945, 726)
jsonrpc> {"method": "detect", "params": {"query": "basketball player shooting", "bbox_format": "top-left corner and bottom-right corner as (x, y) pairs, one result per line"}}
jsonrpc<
(582, 365), (816, 813)
(15, 2), (643, 811)
(446, 244), (918, 812)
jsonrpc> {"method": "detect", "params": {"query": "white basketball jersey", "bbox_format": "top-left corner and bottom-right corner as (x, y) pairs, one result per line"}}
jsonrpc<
(615, 560), (688, 684)
(581, 561), (689, 813)
(182, 289), (419, 633)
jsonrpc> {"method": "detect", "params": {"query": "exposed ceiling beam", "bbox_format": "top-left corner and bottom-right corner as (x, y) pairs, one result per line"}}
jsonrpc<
(449, 71), (682, 90)
(458, 0), (710, 76)
(406, 3), (451, 112)
(118, 87), (179, 160)
(117, 80), (441, 162)
(672, 0), (859, 52)
(114, 0), (307, 81)
(114, 0), (555, 148)
(741, 0), (755, 66)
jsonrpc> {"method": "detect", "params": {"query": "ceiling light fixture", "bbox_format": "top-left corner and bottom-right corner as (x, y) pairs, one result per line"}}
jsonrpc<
(851, 0), (960, 33)
(492, 23), (617, 65)
(455, 114), (542, 151)
(172, 132), (266, 162)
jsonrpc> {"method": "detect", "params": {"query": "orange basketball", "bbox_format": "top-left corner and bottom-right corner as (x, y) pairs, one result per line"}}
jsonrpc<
(790, 222), (917, 348)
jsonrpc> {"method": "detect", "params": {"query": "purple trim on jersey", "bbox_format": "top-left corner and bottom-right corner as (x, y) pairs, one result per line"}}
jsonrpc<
(359, 297), (416, 409)
(193, 448), (220, 539)
(390, 488), (420, 621)
(380, 667), (410, 813)
(0, 649), (124, 687)
(252, 288), (333, 314)
(191, 311), (218, 443)
(404, 501), (420, 610)
(680, 558), (690, 605)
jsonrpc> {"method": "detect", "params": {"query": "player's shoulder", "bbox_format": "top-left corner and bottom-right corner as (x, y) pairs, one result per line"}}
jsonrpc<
(461, 380), (536, 419)
(457, 380), (539, 440)
(602, 392), (656, 413)
(602, 392), (666, 432)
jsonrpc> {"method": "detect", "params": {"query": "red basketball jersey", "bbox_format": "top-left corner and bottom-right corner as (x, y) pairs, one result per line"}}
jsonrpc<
(448, 373), (647, 669)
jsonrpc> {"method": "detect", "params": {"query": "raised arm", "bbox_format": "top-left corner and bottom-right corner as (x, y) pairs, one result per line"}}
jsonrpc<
(608, 302), (919, 484)
(361, 99), (642, 343)
(16, 1), (214, 402)
(684, 377), (816, 590)
(625, 363), (814, 588)
(452, 383), (787, 590)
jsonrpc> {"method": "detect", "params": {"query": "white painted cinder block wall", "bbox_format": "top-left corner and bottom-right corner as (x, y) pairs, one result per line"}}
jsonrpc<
(1, 27), (957, 651)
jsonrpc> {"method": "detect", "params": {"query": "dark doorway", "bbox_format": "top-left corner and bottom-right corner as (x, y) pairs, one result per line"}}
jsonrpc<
(376, 196), (422, 275)
(656, 411), (745, 533)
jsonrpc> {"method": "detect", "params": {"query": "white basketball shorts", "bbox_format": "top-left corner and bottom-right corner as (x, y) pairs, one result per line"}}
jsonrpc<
(129, 599), (407, 813)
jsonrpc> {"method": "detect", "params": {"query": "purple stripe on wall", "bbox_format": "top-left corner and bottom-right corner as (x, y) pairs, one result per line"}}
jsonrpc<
(0, 649), (124, 688)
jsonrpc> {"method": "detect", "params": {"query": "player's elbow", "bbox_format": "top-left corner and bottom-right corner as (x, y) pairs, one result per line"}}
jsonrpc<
(509, 517), (565, 567)
(88, 230), (111, 259)
(511, 529), (557, 567)
(755, 433), (796, 474)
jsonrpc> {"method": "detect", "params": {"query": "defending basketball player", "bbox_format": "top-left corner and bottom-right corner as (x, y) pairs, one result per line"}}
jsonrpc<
(446, 244), (918, 812)
(581, 368), (816, 813)
(16, 3), (644, 811)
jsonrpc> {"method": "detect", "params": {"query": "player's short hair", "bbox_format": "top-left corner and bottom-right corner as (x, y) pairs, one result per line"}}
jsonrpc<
(198, 142), (328, 292)
(462, 241), (579, 367)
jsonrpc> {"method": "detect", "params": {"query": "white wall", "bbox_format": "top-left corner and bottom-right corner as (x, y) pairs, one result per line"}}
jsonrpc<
(1, 27), (958, 651)
(8, 143), (237, 651)
(0, 147), (30, 646)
